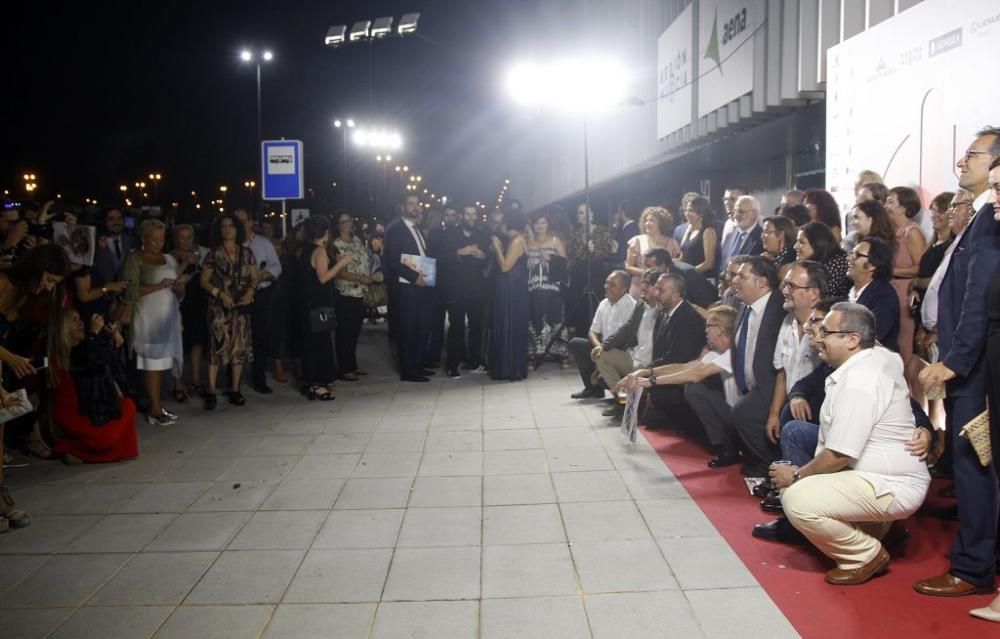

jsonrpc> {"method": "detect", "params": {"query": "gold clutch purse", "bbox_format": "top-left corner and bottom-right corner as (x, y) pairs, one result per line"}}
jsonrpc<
(959, 410), (992, 467)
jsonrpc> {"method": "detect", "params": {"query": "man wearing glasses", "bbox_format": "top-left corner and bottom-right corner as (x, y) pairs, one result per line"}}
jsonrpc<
(772, 302), (930, 585)
(916, 127), (1000, 597)
(847, 237), (900, 352)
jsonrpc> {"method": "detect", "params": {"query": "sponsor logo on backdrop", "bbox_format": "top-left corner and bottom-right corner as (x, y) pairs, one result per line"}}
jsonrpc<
(703, 5), (748, 75)
(970, 11), (1000, 34)
(659, 49), (689, 103)
(928, 28), (962, 57)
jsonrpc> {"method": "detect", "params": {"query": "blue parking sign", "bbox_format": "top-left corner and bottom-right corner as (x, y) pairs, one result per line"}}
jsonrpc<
(261, 140), (304, 200)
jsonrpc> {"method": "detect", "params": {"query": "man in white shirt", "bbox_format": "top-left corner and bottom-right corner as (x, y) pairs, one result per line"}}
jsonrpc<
(593, 268), (662, 416)
(568, 271), (636, 399)
(764, 261), (826, 445)
(629, 304), (739, 408)
(774, 302), (931, 585)
(233, 208), (283, 393)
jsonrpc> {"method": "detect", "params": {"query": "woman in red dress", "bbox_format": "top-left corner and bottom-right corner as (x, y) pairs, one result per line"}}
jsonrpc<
(50, 310), (138, 464)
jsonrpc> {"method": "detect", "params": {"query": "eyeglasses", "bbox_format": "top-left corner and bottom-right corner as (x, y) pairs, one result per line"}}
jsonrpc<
(850, 250), (868, 259)
(961, 149), (994, 163)
(782, 281), (816, 291)
(947, 201), (973, 210)
(818, 327), (855, 339)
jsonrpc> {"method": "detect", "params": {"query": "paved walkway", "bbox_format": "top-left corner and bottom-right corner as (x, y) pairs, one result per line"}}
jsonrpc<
(0, 325), (798, 638)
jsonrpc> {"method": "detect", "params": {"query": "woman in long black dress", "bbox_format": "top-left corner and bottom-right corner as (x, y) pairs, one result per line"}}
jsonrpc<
(678, 196), (718, 276)
(300, 216), (353, 400)
(489, 211), (530, 381)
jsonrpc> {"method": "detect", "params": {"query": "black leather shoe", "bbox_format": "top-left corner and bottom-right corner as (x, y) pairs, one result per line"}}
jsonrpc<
(252, 384), (273, 394)
(402, 375), (430, 382)
(752, 517), (808, 545)
(752, 481), (773, 499)
(420, 369), (437, 376)
(571, 387), (603, 400)
(227, 391), (246, 406)
(760, 493), (783, 514)
(707, 450), (740, 469)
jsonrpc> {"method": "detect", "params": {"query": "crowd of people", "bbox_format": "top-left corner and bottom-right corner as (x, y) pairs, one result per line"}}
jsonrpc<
(1, 125), (998, 624)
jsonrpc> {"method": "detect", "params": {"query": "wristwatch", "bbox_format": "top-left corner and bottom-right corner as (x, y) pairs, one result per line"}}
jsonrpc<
(792, 469), (801, 483)
(101, 286), (109, 296)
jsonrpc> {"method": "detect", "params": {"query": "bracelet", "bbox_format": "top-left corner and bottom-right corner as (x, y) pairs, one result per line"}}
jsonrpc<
(649, 375), (656, 386)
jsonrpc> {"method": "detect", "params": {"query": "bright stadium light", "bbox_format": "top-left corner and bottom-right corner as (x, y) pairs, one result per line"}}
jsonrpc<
(353, 128), (403, 151)
(240, 49), (253, 62)
(504, 57), (629, 112)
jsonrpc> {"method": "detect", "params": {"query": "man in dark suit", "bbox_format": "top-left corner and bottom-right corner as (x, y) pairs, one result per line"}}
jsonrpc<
(847, 237), (900, 352)
(642, 247), (718, 310)
(690, 256), (786, 473)
(640, 273), (706, 427)
(93, 207), (137, 285)
(717, 195), (764, 278)
(383, 194), (434, 382)
(915, 127), (1000, 597)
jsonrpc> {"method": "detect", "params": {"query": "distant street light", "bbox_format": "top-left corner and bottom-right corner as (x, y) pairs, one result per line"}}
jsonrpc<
(244, 180), (256, 208)
(353, 128), (403, 150)
(148, 173), (162, 204)
(239, 47), (274, 211)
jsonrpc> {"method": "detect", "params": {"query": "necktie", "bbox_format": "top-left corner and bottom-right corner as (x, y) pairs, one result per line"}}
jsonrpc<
(114, 238), (122, 260)
(734, 306), (750, 393)
(415, 227), (427, 255)
(734, 231), (746, 254)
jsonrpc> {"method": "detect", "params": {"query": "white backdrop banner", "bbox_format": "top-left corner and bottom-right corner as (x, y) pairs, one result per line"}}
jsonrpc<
(656, 4), (693, 140)
(697, 0), (762, 118)
(827, 0), (1000, 220)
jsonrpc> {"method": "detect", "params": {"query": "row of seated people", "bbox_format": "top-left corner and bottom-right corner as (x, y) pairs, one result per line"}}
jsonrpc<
(568, 248), (933, 587)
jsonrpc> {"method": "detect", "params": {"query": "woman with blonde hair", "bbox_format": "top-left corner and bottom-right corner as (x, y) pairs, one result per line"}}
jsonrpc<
(624, 206), (680, 297)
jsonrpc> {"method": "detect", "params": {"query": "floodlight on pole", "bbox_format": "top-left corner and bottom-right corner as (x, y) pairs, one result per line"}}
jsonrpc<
(504, 57), (628, 113)
(324, 13), (418, 47)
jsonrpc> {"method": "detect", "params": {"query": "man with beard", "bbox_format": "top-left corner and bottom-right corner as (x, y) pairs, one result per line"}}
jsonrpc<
(94, 207), (136, 284)
(436, 204), (491, 378)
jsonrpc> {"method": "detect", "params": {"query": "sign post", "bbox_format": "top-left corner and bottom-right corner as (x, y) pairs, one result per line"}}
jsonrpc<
(261, 139), (305, 237)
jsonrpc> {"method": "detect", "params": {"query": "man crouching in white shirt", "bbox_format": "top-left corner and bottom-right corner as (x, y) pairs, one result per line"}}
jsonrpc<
(771, 302), (930, 585)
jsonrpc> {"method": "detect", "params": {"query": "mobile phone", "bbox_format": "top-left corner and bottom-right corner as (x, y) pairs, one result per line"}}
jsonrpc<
(29, 357), (48, 369)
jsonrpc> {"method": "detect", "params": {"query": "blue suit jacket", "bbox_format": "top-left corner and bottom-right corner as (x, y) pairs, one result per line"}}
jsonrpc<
(856, 278), (900, 353)
(717, 225), (764, 277)
(937, 202), (1000, 398)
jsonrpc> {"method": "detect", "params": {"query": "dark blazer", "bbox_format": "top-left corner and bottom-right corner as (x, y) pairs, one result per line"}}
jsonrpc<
(669, 262), (718, 308)
(432, 226), (490, 300)
(855, 277), (900, 352)
(717, 224), (763, 277)
(732, 290), (787, 395)
(383, 218), (426, 285)
(938, 202), (1000, 398)
(651, 300), (706, 366)
(603, 301), (652, 352)
(93, 233), (137, 284)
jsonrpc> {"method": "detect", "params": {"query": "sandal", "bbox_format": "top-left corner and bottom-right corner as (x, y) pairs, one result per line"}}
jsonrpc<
(0, 485), (32, 529)
(306, 385), (335, 402)
(25, 436), (55, 460)
(173, 386), (189, 403)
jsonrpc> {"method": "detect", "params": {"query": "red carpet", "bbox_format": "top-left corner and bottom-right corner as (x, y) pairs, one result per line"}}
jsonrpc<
(640, 427), (997, 638)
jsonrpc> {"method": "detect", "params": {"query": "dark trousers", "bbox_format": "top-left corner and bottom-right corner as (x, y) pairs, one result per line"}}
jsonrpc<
(334, 295), (365, 374)
(395, 284), (432, 378)
(250, 285), (274, 387)
(731, 386), (779, 474)
(685, 381), (733, 448)
(427, 296), (446, 366)
(567, 337), (596, 389)
(446, 294), (484, 368)
(946, 394), (1000, 587)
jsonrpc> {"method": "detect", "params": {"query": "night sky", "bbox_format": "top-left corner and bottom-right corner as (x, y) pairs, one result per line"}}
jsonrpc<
(3, 1), (547, 215)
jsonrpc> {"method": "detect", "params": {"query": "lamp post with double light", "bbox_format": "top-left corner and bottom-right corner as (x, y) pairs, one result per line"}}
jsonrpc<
(239, 47), (273, 212)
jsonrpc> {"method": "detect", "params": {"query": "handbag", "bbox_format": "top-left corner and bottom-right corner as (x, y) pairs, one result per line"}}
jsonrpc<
(959, 409), (992, 467)
(309, 306), (337, 333)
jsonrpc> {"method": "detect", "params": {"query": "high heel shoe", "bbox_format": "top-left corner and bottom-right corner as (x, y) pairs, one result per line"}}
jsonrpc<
(0, 485), (32, 530)
(306, 385), (335, 401)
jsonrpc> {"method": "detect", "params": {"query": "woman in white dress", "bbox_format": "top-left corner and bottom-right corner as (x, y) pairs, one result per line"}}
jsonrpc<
(122, 219), (185, 426)
(624, 206), (680, 298)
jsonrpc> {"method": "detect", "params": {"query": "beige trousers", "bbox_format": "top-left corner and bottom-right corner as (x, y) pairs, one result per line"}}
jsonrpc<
(595, 349), (636, 389)
(781, 471), (895, 569)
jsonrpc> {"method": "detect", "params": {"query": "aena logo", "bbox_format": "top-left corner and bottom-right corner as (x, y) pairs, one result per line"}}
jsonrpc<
(704, 5), (748, 76)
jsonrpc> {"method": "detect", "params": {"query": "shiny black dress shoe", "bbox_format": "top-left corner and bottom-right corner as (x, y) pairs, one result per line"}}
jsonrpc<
(571, 387), (604, 400)
(707, 450), (740, 468)
(760, 492), (783, 514)
(752, 517), (808, 545)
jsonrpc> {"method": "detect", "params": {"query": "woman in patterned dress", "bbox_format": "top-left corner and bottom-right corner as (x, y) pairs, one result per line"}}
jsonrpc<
(200, 214), (257, 410)
(332, 211), (379, 379)
(526, 211), (568, 368)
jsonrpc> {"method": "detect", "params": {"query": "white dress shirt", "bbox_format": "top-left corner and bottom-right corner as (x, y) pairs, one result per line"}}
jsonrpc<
(734, 291), (773, 390)
(629, 302), (658, 367)
(245, 234), (282, 289)
(818, 347), (931, 517)
(847, 281), (870, 304)
(773, 314), (821, 392)
(701, 347), (740, 406)
(590, 294), (637, 339)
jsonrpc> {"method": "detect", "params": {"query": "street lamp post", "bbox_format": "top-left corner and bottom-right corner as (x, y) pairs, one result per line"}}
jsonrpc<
(333, 118), (356, 208)
(148, 173), (161, 204)
(240, 48), (274, 213)
(244, 180), (256, 208)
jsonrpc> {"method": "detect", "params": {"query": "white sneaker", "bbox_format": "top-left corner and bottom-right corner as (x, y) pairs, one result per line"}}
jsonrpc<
(472, 365), (488, 374)
(147, 412), (176, 426)
(161, 409), (179, 420)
